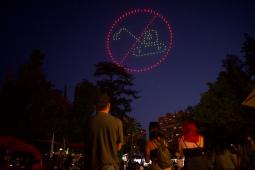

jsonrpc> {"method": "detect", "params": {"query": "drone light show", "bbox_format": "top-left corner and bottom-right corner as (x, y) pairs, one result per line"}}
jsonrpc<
(106, 8), (173, 73)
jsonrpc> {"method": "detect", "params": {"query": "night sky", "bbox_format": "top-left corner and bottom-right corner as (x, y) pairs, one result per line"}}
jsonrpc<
(1, 1), (255, 130)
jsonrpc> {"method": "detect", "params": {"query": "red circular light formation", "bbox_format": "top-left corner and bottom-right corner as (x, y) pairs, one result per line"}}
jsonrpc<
(106, 8), (173, 73)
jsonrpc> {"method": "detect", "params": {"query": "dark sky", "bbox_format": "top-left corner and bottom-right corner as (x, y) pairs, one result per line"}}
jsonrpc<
(1, 0), (255, 130)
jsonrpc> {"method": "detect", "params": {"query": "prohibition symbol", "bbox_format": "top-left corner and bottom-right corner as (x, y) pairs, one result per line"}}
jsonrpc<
(106, 8), (173, 73)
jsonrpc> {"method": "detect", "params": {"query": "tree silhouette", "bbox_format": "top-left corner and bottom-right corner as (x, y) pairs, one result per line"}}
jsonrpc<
(94, 62), (139, 118)
(94, 61), (141, 144)
(243, 34), (255, 79)
(193, 35), (255, 145)
(0, 50), (70, 142)
(0, 72), (16, 136)
(71, 80), (97, 141)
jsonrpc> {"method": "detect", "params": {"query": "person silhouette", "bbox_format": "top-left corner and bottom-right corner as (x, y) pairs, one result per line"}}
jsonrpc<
(85, 91), (124, 170)
(178, 121), (209, 170)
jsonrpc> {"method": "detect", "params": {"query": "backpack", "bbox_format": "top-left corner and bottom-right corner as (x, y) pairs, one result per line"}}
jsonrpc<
(154, 140), (172, 169)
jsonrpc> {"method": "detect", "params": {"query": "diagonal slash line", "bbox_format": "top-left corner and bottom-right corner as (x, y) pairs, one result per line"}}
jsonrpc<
(120, 15), (157, 64)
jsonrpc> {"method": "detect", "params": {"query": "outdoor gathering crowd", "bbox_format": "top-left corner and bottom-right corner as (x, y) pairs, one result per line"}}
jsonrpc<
(1, 90), (255, 170)
(144, 121), (255, 170)
(84, 90), (255, 170)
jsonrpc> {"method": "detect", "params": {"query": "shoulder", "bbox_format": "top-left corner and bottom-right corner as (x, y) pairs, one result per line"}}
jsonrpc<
(146, 140), (153, 145)
(109, 115), (122, 126)
(146, 140), (156, 149)
(113, 115), (122, 123)
(178, 136), (184, 143)
(198, 135), (204, 140)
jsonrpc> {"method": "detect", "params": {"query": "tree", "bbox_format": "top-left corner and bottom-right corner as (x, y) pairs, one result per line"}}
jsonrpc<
(193, 36), (255, 145)
(94, 62), (140, 140)
(94, 62), (139, 117)
(0, 72), (17, 135)
(243, 34), (255, 79)
(0, 50), (70, 142)
(70, 80), (97, 141)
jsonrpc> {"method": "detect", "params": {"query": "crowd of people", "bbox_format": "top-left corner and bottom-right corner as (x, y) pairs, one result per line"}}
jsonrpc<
(142, 122), (255, 170)
(1, 90), (255, 170)
(84, 90), (255, 170)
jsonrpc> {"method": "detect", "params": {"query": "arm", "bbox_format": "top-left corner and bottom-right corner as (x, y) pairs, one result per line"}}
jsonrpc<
(199, 135), (204, 148)
(230, 151), (238, 167)
(178, 137), (184, 157)
(117, 119), (124, 151)
(145, 141), (151, 163)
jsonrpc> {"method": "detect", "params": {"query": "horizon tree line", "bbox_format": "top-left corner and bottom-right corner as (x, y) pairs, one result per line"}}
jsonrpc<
(0, 34), (254, 152)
